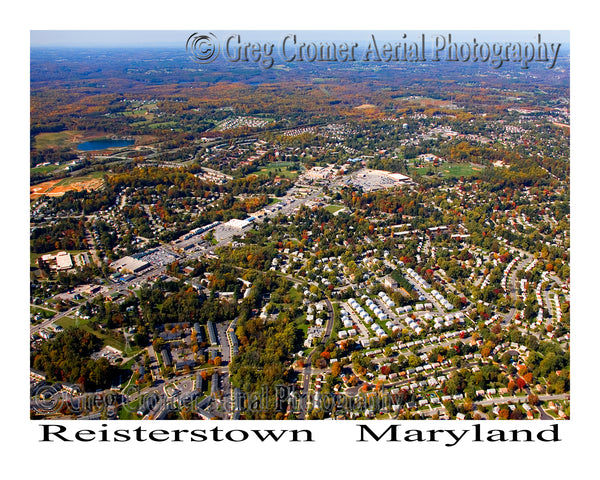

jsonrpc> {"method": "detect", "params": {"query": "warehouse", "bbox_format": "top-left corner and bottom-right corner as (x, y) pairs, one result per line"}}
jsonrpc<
(110, 255), (151, 274)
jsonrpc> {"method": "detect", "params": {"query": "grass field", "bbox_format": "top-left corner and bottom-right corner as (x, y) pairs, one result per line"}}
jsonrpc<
(30, 306), (57, 320)
(324, 204), (345, 214)
(439, 163), (483, 177)
(55, 315), (127, 352)
(119, 398), (143, 419)
(148, 121), (179, 130)
(122, 111), (155, 119)
(408, 161), (482, 179)
(33, 131), (77, 149)
(257, 161), (301, 180)
(55, 170), (106, 186)
(30, 164), (62, 175)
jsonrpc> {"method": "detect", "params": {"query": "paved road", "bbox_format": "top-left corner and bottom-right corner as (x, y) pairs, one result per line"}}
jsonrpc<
(146, 344), (162, 382)
(502, 253), (533, 325)
(30, 305), (79, 335)
(298, 295), (335, 419)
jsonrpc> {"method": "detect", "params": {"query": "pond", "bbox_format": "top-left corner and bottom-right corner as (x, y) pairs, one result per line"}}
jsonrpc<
(77, 139), (134, 151)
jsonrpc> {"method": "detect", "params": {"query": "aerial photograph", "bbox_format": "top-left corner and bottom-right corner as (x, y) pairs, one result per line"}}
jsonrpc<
(29, 29), (571, 423)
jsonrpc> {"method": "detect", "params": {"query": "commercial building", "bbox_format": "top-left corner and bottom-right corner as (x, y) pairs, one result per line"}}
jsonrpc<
(110, 255), (151, 274)
(39, 251), (73, 271)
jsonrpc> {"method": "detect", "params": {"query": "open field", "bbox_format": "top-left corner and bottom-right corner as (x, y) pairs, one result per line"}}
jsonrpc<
(30, 172), (106, 199)
(397, 96), (456, 109)
(439, 163), (483, 177)
(55, 170), (106, 186)
(148, 121), (179, 129)
(56, 315), (126, 352)
(30, 179), (61, 198)
(324, 204), (345, 214)
(30, 164), (63, 175)
(257, 161), (301, 180)
(409, 161), (482, 179)
(33, 131), (78, 149)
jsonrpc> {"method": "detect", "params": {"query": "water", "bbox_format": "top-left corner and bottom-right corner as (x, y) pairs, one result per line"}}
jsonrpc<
(77, 139), (134, 151)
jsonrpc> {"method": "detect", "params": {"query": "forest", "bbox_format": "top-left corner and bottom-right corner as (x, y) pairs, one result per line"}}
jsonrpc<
(31, 218), (88, 254)
(32, 327), (116, 390)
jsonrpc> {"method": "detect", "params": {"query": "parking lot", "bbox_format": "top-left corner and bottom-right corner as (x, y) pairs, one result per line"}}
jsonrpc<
(346, 169), (411, 191)
(138, 247), (179, 266)
(91, 346), (123, 365)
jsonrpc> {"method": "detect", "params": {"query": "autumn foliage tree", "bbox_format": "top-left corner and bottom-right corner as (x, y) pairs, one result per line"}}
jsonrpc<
(498, 408), (510, 420)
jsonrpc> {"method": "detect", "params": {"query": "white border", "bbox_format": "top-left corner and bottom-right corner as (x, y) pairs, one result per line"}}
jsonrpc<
(5, 0), (597, 477)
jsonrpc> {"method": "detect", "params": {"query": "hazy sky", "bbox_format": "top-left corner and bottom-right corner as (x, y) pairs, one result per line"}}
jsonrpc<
(31, 30), (569, 47)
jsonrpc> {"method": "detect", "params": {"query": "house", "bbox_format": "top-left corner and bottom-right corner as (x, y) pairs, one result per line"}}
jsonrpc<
(30, 368), (46, 381)
(161, 348), (172, 368)
(384, 276), (398, 289)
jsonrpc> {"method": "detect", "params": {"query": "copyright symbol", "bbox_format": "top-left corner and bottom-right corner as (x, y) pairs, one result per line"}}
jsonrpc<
(186, 32), (220, 64)
(32, 385), (63, 414)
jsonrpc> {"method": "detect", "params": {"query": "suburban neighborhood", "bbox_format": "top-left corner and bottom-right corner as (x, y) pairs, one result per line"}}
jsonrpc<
(30, 32), (570, 422)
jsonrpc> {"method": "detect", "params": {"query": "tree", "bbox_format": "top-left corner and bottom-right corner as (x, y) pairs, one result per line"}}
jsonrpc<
(444, 401), (457, 417)
(408, 355), (421, 368)
(498, 408), (510, 420)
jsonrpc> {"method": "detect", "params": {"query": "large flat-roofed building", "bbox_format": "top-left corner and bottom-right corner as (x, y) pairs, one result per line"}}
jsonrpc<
(39, 251), (73, 271)
(223, 218), (252, 229)
(110, 255), (150, 274)
(55, 251), (73, 270)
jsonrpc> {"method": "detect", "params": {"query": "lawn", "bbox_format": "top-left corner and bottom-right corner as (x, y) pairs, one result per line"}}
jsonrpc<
(118, 397), (143, 419)
(324, 204), (345, 214)
(55, 315), (87, 330)
(33, 131), (76, 149)
(440, 163), (483, 177)
(55, 315), (128, 352)
(257, 161), (302, 180)
(55, 170), (107, 186)
(148, 121), (179, 130)
(408, 161), (483, 179)
(295, 316), (309, 339)
(122, 110), (155, 120)
(31, 164), (62, 175)
(30, 306), (56, 322)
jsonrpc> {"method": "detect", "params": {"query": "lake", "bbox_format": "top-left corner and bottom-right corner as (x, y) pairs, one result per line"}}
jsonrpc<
(77, 139), (135, 151)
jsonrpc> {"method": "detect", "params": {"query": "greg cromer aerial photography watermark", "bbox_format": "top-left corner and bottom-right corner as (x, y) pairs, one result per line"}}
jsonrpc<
(186, 32), (562, 69)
